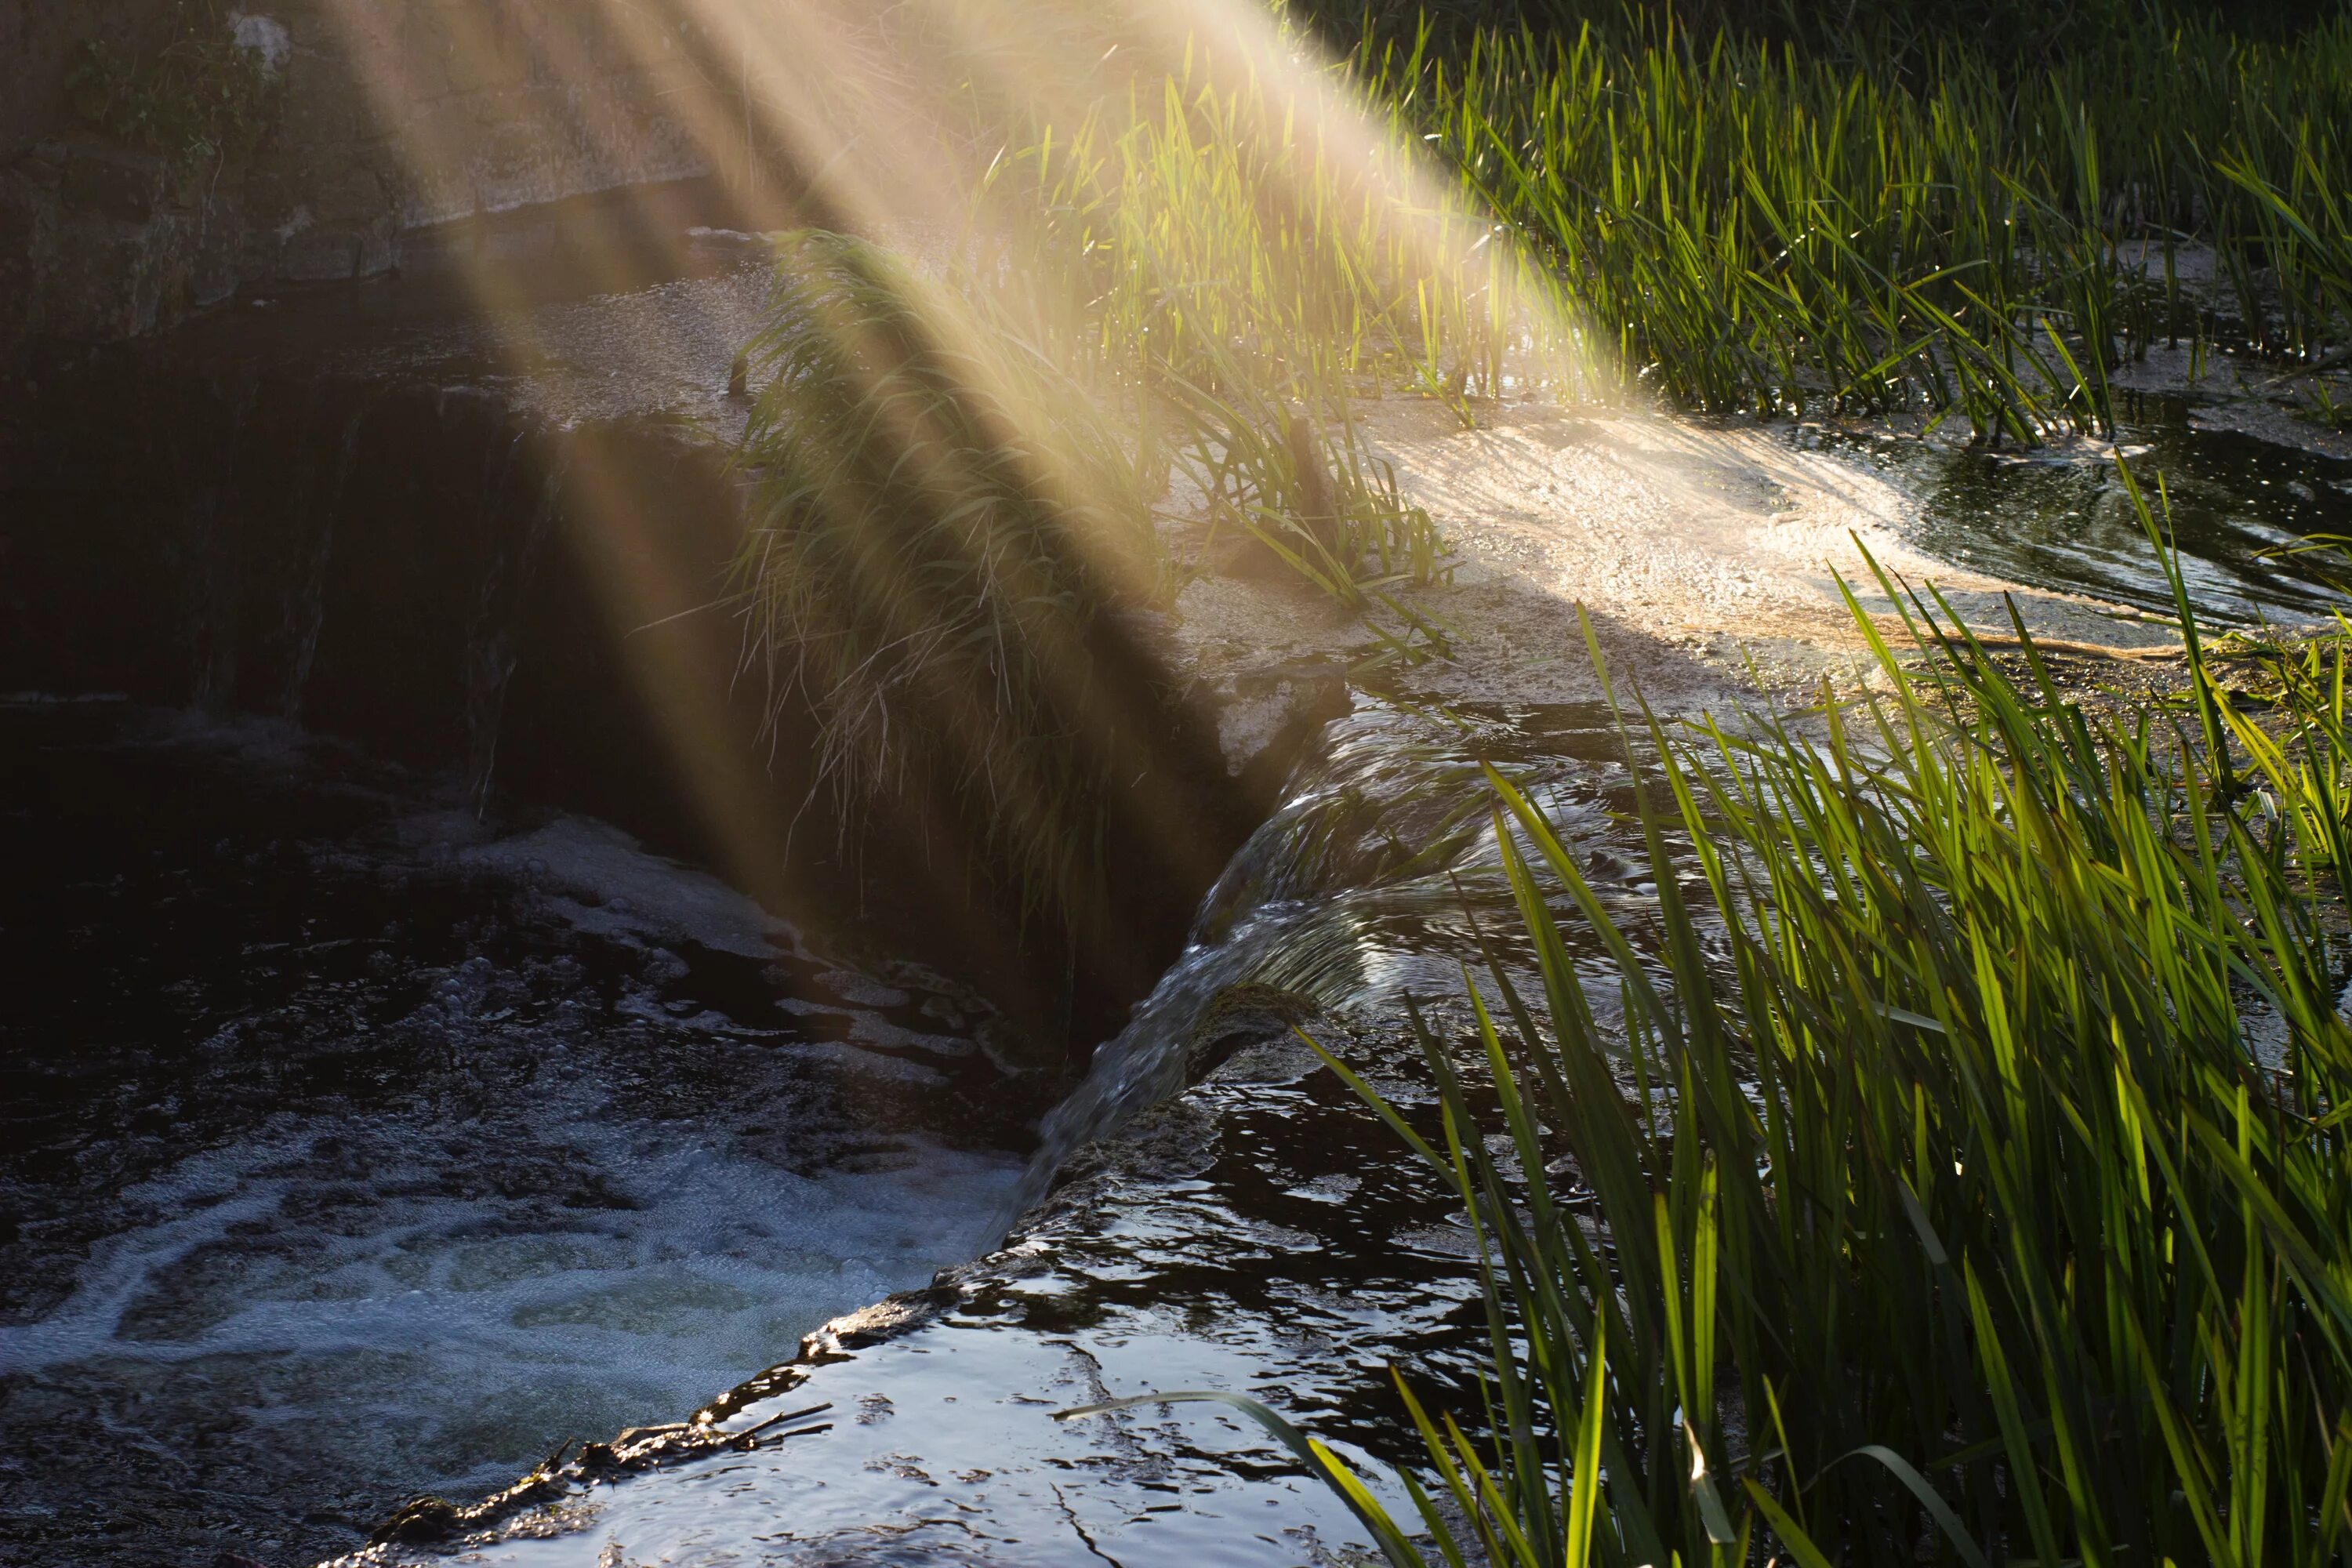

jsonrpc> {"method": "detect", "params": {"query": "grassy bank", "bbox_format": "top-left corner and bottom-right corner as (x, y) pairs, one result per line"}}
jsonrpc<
(1179, 470), (2352, 1565)
(725, 0), (2350, 927)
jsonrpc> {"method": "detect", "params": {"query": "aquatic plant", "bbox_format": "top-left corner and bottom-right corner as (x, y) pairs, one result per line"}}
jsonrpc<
(1120, 466), (2352, 1564)
(731, 230), (1162, 926)
(913, 2), (2352, 450)
(1349, 9), (2352, 433)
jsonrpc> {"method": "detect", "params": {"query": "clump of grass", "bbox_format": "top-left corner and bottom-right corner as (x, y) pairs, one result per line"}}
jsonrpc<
(1098, 467), (2352, 1564)
(1354, 11), (2352, 437)
(731, 230), (1160, 924)
(960, 43), (1490, 600)
(935, 2), (2352, 456)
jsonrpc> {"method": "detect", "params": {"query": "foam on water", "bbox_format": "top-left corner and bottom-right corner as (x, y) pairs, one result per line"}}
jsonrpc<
(0, 703), (1026, 1566)
(2, 1102), (1017, 1495)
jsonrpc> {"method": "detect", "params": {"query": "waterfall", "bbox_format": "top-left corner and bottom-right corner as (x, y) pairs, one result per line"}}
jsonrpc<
(281, 408), (372, 722)
(1004, 694), (1621, 1223)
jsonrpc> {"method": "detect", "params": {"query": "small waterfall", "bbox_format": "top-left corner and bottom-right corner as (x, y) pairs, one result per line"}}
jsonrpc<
(280, 408), (371, 722)
(1007, 695), (1623, 1221)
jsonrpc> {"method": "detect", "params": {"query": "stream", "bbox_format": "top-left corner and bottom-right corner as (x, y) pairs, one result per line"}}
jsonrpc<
(0, 703), (1029, 1564)
(5, 384), (2350, 1565)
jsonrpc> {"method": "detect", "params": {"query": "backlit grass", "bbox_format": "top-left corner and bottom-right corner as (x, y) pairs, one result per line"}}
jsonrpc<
(727, 0), (2352, 965)
(1200, 469), (2352, 1565)
(1352, 9), (2352, 434)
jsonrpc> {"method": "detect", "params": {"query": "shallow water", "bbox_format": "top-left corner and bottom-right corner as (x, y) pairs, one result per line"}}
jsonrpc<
(1856, 415), (2352, 622)
(0, 702), (1028, 1566)
(332, 691), (1688, 1566)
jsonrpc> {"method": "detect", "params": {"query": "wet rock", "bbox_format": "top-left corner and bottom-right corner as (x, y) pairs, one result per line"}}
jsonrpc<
(1201, 654), (1352, 783)
(1187, 979), (1322, 1075)
(798, 1286), (960, 1361)
(372, 1497), (462, 1545)
(60, 148), (168, 224)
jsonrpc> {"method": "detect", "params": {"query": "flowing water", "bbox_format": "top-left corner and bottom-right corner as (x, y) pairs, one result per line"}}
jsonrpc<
(274, 690), (1719, 1567)
(6, 411), (2350, 1568)
(0, 702), (1029, 1566)
(1022, 695), (1691, 1207)
(1850, 412), (2352, 622)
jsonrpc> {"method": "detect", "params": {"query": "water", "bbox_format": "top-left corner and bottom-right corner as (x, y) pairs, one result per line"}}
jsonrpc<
(1023, 692), (1693, 1208)
(12, 406), (2348, 1566)
(329, 690), (1691, 1566)
(1853, 415), (2352, 623)
(0, 701), (1029, 1567)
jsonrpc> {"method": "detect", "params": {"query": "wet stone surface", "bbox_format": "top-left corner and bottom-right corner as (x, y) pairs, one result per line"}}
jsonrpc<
(0, 700), (1030, 1568)
(327, 692), (1695, 1568)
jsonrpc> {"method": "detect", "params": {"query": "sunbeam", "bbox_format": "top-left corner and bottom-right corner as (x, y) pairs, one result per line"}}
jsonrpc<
(289, 0), (1600, 1008)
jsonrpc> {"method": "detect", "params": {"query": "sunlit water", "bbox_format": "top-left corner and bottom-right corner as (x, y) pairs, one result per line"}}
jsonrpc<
(1845, 414), (2352, 622)
(9, 416), (2350, 1568)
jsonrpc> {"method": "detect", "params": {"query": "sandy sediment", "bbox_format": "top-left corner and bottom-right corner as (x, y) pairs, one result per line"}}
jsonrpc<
(1167, 395), (2193, 726)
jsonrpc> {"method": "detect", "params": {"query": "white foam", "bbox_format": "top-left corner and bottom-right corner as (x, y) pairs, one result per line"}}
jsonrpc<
(451, 815), (805, 962)
(2, 1085), (1022, 1495)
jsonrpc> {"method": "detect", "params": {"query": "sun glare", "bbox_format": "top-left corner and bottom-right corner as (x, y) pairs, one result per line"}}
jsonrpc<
(292, 0), (1592, 939)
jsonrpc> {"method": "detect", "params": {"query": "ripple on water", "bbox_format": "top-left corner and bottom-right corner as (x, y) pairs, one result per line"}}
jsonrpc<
(0, 702), (1027, 1568)
(356, 692), (1697, 1566)
(1859, 416), (2352, 622)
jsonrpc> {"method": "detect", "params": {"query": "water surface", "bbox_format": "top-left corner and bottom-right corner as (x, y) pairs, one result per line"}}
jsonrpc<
(0, 702), (1028, 1567)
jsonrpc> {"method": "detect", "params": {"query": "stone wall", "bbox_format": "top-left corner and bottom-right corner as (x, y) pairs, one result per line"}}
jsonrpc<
(1, 0), (717, 361)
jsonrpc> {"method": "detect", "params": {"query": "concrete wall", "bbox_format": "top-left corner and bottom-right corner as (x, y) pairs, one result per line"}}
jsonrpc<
(1, 0), (716, 358)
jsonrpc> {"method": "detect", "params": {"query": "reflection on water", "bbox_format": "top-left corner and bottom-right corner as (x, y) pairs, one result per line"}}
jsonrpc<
(365, 691), (1686, 1566)
(1023, 693), (1693, 1209)
(1865, 416), (2352, 622)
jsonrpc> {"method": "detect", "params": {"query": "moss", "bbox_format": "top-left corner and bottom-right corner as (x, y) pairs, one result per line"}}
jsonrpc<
(67, 1), (280, 171)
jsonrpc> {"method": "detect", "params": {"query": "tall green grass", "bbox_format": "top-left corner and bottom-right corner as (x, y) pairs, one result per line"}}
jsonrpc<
(1105, 468), (2352, 1563)
(726, 0), (2351, 930)
(731, 231), (1160, 922)
(927, 4), (2352, 444)
(1352, 12), (2352, 434)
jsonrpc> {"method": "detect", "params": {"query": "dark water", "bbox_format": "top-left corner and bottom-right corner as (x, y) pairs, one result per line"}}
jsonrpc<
(0, 702), (1029, 1567)
(8, 408), (2347, 1568)
(298, 691), (1700, 1566)
(1851, 416), (2352, 622)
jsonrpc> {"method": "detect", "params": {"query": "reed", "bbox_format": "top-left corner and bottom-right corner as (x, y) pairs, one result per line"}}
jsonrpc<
(1184, 466), (2352, 1565)
(1348, 10), (2352, 434)
(930, 3), (2352, 448)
